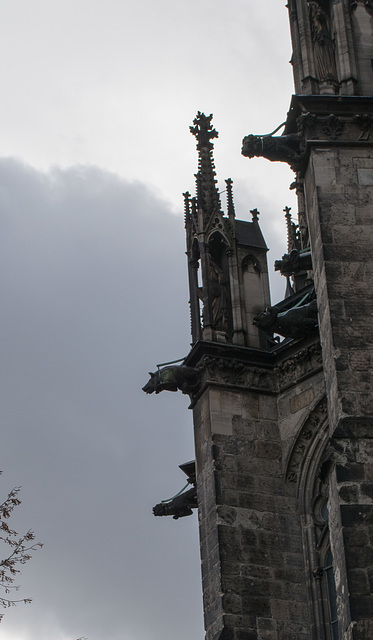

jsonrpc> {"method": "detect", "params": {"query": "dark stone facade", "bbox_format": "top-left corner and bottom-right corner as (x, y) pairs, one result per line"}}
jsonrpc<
(184, 339), (327, 640)
(146, 2), (373, 639)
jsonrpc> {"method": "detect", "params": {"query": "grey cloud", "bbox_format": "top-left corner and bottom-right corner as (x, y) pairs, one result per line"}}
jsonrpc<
(0, 159), (203, 640)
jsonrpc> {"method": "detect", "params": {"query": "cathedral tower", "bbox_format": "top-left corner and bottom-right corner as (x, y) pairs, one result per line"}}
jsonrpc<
(184, 112), (270, 349)
(282, 3), (373, 638)
(144, 3), (373, 640)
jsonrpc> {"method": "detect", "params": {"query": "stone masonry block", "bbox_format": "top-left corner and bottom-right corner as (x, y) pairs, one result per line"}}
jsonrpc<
(241, 577), (278, 599)
(353, 157), (373, 170)
(274, 563), (303, 584)
(241, 394), (260, 420)
(253, 475), (284, 496)
(283, 551), (305, 569)
(257, 633), (277, 640)
(222, 593), (242, 615)
(336, 462), (365, 482)
(347, 569), (370, 595)
(281, 581), (306, 601)
(220, 390), (248, 417)
(214, 434), (255, 457)
(236, 473), (256, 491)
(236, 453), (279, 477)
(312, 153), (337, 186)
(339, 484), (360, 503)
(368, 566), (373, 591)
(329, 202), (356, 225)
(211, 411), (233, 435)
(256, 421), (280, 442)
(240, 528), (258, 548)
(254, 441), (282, 460)
(258, 395), (277, 420)
(215, 470), (238, 492)
(357, 168), (373, 185)
(358, 392), (373, 415)
(325, 261), (344, 281)
(345, 545), (373, 569)
(257, 618), (277, 633)
(324, 243), (373, 262)
(363, 261), (373, 280)
(355, 203), (373, 224)
(236, 630), (258, 640)
(361, 483), (373, 500)
(221, 575), (245, 594)
(261, 512), (300, 534)
(241, 596), (271, 618)
(341, 504), (373, 527)
(352, 620), (373, 640)
(350, 595), (373, 618)
(226, 614), (257, 629)
(238, 492), (278, 512)
(241, 565), (273, 580)
(348, 350), (373, 371)
(217, 506), (238, 526)
(343, 526), (370, 547)
(276, 621), (310, 636)
(219, 489), (240, 507)
(260, 531), (302, 553)
(232, 416), (256, 438)
(270, 598), (309, 622)
(341, 393), (358, 414)
(341, 261), (367, 281)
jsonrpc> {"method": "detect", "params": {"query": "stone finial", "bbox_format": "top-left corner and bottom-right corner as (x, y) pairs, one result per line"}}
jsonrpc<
(190, 112), (219, 150)
(183, 191), (191, 229)
(284, 206), (301, 252)
(225, 178), (235, 219)
(250, 208), (260, 223)
(190, 112), (221, 222)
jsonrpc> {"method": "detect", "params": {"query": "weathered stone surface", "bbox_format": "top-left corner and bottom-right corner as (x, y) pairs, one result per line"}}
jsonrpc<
(180, 11), (373, 640)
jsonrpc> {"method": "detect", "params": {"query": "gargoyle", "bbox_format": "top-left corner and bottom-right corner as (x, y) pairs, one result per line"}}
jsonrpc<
(153, 461), (197, 520)
(274, 249), (313, 276)
(253, 299), (318, 340)
(153, 487), (197, 520)
(241, 132), (304, 171)
(142, 365), (200, 395)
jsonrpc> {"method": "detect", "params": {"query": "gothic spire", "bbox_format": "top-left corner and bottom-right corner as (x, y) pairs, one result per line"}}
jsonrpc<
(225, 178), (235, 221)
(284, 206), (300, 252)
(190, 112), (221, 221)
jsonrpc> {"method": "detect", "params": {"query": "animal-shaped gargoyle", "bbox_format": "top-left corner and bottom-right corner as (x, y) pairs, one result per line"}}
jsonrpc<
(153, 487), (197, 520)
(242, 132), (304, 172)
(253, 299), (318, 340)
(274, 249), (313, 277)
(153, 461), (197, 520)
(142, 364), (200, 396)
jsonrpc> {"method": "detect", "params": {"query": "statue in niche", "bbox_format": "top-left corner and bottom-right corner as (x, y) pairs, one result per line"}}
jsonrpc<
(308, 1), (338, 84)
(207, 254), (229, 331)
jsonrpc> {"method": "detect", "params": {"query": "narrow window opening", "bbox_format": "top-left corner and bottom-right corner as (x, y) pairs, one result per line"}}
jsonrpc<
(324, 550), (339, 640)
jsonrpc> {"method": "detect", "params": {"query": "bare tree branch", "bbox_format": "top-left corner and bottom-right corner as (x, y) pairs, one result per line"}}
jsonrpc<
(0, 473), (43, 622)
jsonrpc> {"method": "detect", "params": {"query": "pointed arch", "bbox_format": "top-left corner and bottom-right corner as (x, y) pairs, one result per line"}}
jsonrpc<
(285, 395), (340, 640)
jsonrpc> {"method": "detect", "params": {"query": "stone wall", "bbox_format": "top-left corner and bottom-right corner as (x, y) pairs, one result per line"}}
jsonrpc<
(304, 144), (373, 638)
(304, 146), (373, 433)
(190, 344), (325, 640)
(331, 424), (373, 640)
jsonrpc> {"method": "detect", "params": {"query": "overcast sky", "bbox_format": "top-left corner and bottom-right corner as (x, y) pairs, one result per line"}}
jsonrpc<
(0, 2), (296, 639)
